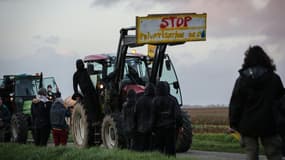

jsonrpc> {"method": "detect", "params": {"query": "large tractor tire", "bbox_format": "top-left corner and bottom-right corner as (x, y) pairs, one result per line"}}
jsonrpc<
(10, 113), (28, 143)
(71, 103), (95, 148)
(176, 110), (193, 152)
(101, 114), (126, 149)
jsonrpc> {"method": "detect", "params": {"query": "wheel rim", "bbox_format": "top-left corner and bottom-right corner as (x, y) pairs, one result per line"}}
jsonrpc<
(74, 112), (84, 145)
(11, 122), (17, 141)
(104, 123), (116, 148)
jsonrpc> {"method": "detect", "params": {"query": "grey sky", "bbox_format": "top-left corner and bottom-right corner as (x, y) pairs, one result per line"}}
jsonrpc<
(0, 0), (284, 105)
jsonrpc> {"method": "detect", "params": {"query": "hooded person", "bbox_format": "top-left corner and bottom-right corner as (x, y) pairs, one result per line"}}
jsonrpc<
(72, 59), (102, 123)
(122, 89), (136, 149)
(152, 81), (178, 156)
(229, 45), (284, 160)
(133, 83), (155, 151)
(31, 88), (52, 146)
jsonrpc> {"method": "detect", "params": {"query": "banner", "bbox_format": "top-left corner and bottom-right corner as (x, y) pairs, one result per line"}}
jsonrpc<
(136, 13), (207, 44)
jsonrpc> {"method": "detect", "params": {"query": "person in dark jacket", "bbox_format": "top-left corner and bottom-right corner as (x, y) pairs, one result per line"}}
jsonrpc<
(122, 89), (136, 149)
(133, 83), (155, 151)
(50, 92), (71, 146)
(31, 88), (52, 146)
(0, 96), (11, 142)
(73, 59), (101, 123)
(152, 81), (180, 156)
(229, 45), (284, 160)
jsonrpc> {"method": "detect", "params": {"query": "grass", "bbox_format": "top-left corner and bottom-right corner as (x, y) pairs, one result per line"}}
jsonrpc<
(192, 133), (244, 153)
(0, 143), (195, 160)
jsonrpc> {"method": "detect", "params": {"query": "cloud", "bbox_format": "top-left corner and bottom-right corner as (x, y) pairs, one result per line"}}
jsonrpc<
(33, 35), (60, 45)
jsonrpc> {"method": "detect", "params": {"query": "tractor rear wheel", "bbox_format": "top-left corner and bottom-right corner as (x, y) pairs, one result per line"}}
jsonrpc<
(10, 113), (28, 143)
(71, 103), (95, 148)
(101, 114), (125, 149)
(176, 110), (192, 152)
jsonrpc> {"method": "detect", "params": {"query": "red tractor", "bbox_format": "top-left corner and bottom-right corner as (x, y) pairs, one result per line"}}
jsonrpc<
(71, 27), (192, 152)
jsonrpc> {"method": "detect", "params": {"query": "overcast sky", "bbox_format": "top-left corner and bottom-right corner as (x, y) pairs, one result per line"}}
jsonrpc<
(0, 0), (284, 105)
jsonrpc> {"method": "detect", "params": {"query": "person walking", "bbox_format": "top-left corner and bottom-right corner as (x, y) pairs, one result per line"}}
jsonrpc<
(50, 92), (71, 146)
(152, 81), (180, 156)
(122, 89), (136, 150)
(133, 83), (155, 151)
(229, 45), (284, 160)
(31, 88), (52, 146)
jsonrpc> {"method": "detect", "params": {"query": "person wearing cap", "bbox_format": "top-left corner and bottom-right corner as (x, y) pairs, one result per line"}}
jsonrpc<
(31, 88), (52, 146)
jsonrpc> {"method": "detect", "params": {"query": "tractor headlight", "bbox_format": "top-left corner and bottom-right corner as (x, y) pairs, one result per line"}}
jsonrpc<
(10, 97), (14, 102)
(99, 84), (104, 89)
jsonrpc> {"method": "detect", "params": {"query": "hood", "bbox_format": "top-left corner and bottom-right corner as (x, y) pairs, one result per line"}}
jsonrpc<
(155, 81), (168, 96)
(239, 66), (271, 89)
(76, 59), (84, 70)
(54, 97), (64, 105)
(144, 83), (155, 96)
(33, 95), (49, 104)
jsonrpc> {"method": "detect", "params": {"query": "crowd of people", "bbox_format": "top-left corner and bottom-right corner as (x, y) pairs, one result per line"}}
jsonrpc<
(122, 82), (183, 156)
(0, 45), (285, 159)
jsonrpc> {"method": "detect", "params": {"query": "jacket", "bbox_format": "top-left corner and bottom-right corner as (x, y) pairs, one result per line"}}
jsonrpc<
(135, 83), (155, 133)
(0, 104), (10, 127)
(153, 82), (178, 129)
(73, 68), (97, 96)
(122, 90), (136, 133)
(50, 98), (70, 129)
(229, 66), (284, 137)
(31, 95), (52, 129)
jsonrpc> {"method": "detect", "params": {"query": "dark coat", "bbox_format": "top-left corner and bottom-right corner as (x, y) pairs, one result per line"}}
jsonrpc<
(135, 83), (155, 133)
(0, 104), (10, 127)
(153, 82), (178, 129)
(50, 98), (70, 129)
(229, 66), (284, 137)
(122, 90), (136, 133)
(31, 96), (52, 129)
(73, 67), (96, 96)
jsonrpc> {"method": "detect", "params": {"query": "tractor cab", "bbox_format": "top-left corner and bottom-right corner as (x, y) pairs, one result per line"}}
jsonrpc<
(0, 73), (59, 143)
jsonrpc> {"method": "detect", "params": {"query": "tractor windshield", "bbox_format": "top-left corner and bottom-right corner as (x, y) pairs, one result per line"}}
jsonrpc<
(123, 57), (149, 85)
(86, 60), (114, 88)
(15, 78), (40, 97)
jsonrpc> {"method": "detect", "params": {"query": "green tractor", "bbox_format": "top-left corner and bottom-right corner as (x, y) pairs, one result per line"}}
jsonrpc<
(0, 73), (58, 143)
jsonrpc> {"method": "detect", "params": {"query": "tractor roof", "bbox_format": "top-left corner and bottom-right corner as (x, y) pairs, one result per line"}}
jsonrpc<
(84, 54), (110, 62)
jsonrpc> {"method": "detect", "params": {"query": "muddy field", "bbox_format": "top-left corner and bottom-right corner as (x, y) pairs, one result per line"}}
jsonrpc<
(183, 107), (229, 133)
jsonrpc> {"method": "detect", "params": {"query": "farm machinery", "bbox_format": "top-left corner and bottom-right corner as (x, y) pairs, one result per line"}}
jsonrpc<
(0, 73), (58, 143)
(71, 13), (207, 152)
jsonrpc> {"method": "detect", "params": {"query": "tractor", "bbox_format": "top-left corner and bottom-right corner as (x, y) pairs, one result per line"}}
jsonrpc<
(0, 73), (59, 143)
(71, 28), (193, 152)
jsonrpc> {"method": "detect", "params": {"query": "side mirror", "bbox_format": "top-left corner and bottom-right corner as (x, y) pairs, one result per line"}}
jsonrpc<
(165, 60), (171, 71)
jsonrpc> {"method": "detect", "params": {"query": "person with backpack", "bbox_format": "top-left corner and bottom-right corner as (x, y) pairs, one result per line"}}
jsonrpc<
(50, 92), (71, 146)
(229, 45), (284, 160)
(31, 88), (52, 146)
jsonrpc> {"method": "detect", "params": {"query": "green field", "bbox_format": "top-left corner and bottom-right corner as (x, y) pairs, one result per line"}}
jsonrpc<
(0, 143), (195, 160)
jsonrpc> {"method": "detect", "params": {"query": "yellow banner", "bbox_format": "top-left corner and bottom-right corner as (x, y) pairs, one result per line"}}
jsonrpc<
(136, 13), (207, 44)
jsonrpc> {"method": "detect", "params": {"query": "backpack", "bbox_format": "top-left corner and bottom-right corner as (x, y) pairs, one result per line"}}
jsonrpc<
(50, 102), (67, 129)
(273, 94), (285, 135)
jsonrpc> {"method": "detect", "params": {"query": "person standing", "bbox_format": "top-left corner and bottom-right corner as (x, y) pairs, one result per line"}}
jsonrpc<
(50, 92), (71, 146)
(73, 59), (101, 123)
(133, 83), (155, 151)
(152, 81), (179, 156)
(122, 89), (136, 149)
(229, 45), (284, 160)
(0, 96), (11, 142)
(31, 88), (52, 146)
